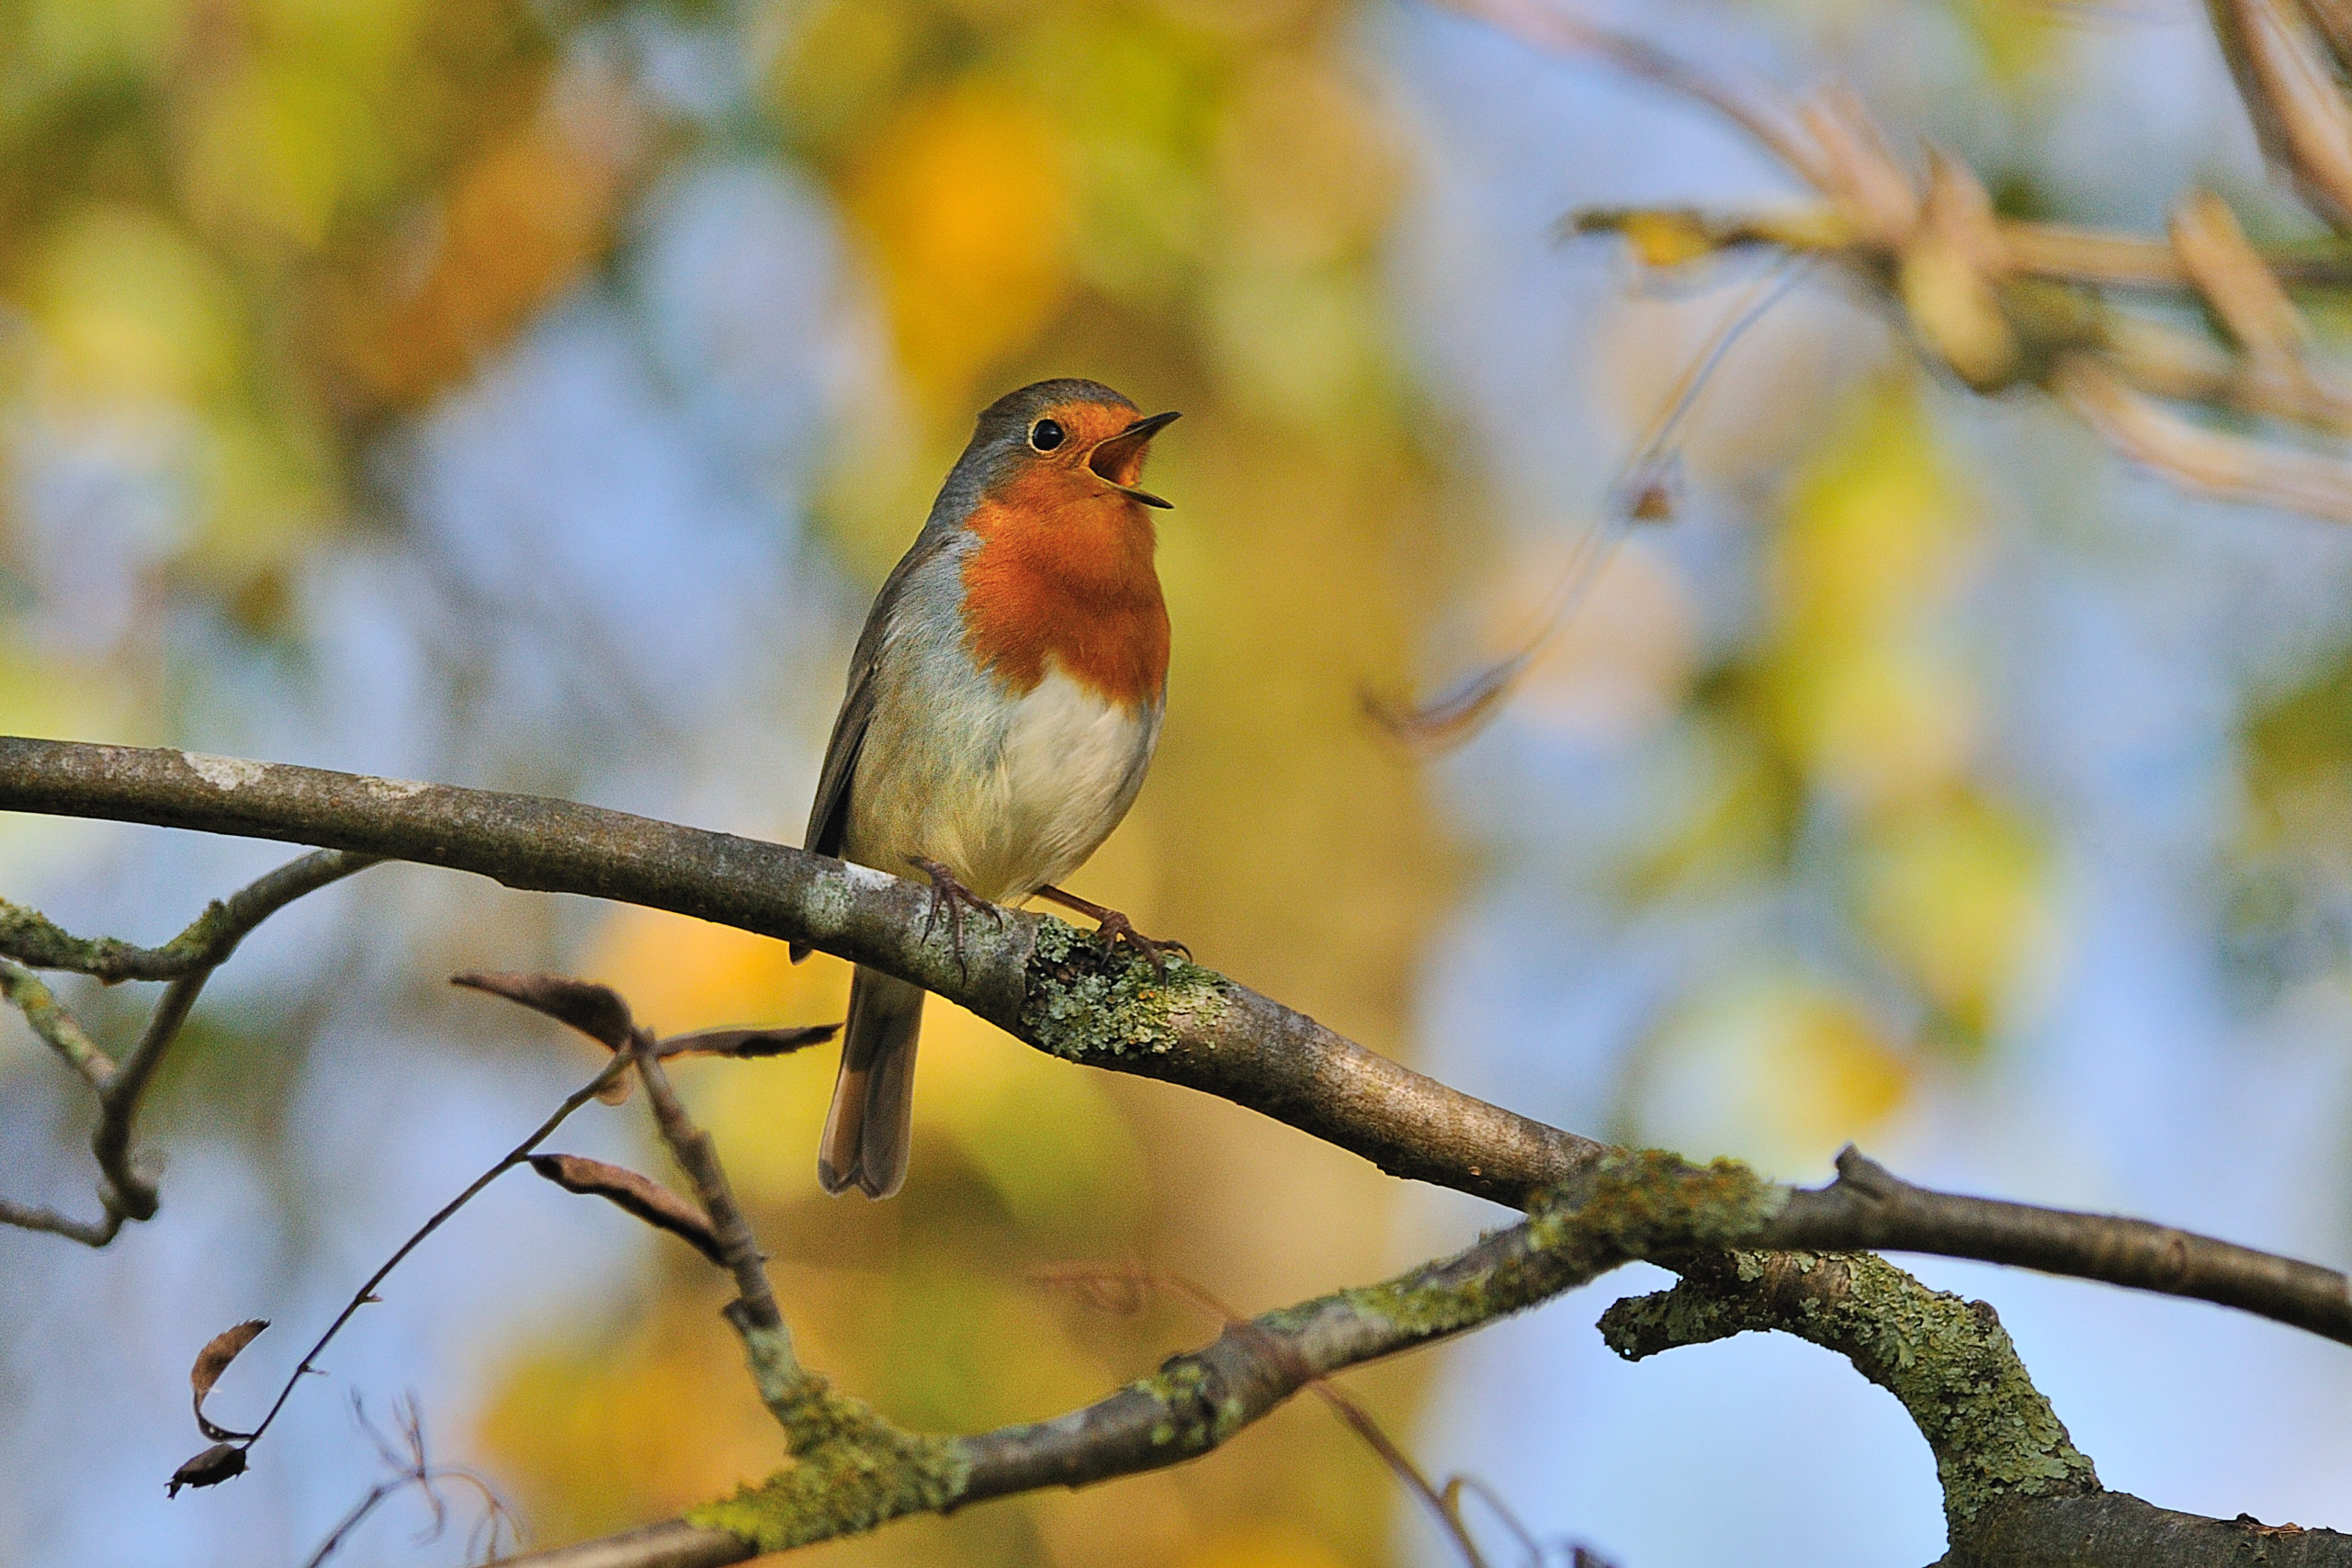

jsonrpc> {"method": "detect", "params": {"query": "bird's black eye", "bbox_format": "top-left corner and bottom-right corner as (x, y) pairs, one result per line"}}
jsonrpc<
(1029, 418), (1065, 452)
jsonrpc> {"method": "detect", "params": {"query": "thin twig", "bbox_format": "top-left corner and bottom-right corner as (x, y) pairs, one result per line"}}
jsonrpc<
(1, 848), (378, 1241)
(0, 1193), (118, 1247)
(300, 1393), (518, 1568)
(0, 958), (117, 1088)
(630, 1039), (785, 1336)
(228, 1047), (635, 1452)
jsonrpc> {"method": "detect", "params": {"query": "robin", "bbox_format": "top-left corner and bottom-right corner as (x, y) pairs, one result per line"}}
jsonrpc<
(797, 378), (1183, 1199)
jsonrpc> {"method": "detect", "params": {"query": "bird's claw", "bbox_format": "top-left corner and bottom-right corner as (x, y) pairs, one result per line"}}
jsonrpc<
(1091, 909), (1189, 979)
(1033, 883), (1187, 978)
(909, 857), (1001, 979)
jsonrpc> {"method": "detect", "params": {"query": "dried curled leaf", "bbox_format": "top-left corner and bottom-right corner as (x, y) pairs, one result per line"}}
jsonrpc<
(528, 1154), (725, 1264)
(190, 1318), (266, 1442)
(656, 1024), (839, 1060)
(451, 972), (634, 1050)
(1030, 1260), (1157, 1316)
(1362, 660), (1530, 753)
(167, 1441), (248, 1497)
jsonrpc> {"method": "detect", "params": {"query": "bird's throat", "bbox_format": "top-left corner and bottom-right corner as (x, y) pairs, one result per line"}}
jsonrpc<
(958, 481), (1170, 712)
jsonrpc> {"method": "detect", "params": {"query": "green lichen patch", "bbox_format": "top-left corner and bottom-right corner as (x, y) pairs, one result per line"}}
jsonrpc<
(0, 894), (226, 981)
(1131, 1354), (1249, 1452)
(685, 1375), (970, 1551)
(1597, 1250), (2097, 1527)
(1350, 1267), (1505, 1340)
(1020, 918), (1229, 1061)
(1829, 1255), (2097, 1522)
(1348, 1150), (1791, 1344)
(1543, 1149), (1790, 1257)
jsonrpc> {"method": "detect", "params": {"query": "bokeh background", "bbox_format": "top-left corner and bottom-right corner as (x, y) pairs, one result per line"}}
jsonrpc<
(4, 0), (2352, 1564)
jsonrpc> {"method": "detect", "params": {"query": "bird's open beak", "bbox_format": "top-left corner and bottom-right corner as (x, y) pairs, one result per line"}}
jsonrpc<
(1087, 410), (1181, 508)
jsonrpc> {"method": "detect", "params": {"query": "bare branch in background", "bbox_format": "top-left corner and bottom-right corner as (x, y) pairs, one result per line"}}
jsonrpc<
(164, 994), (639, 1494)
(1367, 261), (1803, 753)
(1467, 0), (2352, 548)
(0, 848), (377, 1247)
(2055, 354), (2352, 522)
(300, 1394), (518, 1568)
(2207, 0), (2352, 229)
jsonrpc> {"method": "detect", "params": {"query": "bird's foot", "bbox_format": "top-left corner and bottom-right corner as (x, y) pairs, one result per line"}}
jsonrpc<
(1036, 885), (1190, 978)
(909, 857), (1001, 978)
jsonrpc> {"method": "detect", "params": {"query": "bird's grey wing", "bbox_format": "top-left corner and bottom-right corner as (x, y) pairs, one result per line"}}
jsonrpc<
(795, 530), (957, 959)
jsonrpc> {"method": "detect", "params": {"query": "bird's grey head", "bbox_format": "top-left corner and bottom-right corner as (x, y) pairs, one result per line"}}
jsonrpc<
(929, 378), (1166, 525)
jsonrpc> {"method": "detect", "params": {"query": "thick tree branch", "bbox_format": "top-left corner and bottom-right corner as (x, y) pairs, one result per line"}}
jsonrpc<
(508, 1154), (2352, 1567)
(0, 737), (1596, 1209)
(1603, 1249), (2352, 1567)
(1762, 1147), (2352, 1344)
(2, 737), (2346, 1351)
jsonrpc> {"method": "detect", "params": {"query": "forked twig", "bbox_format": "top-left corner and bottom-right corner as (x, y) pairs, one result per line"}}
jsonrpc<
(0, 849), (379, 1245)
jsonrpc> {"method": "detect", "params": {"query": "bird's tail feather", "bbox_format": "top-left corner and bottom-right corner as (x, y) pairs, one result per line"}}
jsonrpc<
(818, 966), (925, 1199)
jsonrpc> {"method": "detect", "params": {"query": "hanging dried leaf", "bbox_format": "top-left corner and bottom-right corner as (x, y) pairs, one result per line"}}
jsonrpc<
(190, 1318), (267, 1442)
(1362, 659), (1531, 753)
(656, 1023), (840, 1060)
(450, 972), (635, 1050)
(1618, 455), (1683, 524)
(527, 1154), (725, 1264)
(167, 1441), (249, 1497)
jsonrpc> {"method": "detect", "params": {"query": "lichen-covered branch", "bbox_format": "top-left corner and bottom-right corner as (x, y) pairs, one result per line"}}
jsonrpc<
(508, 1151), (1777, 1565)
(505, 1153), (2352, 1567)
(1601, 1249), (2352, 1567)
(1602, 1250), (2099, 1527)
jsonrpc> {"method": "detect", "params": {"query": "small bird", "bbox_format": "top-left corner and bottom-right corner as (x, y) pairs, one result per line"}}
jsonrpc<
(798, 378), (1182, 1199)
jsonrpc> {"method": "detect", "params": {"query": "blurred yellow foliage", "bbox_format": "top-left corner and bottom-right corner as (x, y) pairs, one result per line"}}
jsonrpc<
(1178, 1528), (1357, 1568)
(181, 60), (375, 250)
(338, 83), (644, 408)
(478, 1297), (791, 1542)
(1764, 375), (1984, 807)
(1636, 973), (1912, 1176)
(1853, 790), (2052, 1040)
(23, 0), (182, 82)
(843, 84), (1076, 407)
(28, 206), (242, 410)
(1743, 372), (2051, 1046)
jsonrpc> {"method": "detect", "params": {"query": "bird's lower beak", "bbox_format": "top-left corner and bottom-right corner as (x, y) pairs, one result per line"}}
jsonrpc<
(1087, 411), (1181, 508)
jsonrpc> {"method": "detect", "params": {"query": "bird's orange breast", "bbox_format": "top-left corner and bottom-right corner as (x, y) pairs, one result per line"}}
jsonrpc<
(958, 469), (1170, 713)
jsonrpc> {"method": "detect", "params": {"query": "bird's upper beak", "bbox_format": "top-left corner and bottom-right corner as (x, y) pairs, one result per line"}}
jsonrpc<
(1086, 410), (1181, 509)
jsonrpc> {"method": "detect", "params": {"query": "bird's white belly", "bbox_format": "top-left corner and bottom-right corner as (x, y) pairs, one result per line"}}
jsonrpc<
(848, 668), (1158, 904)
